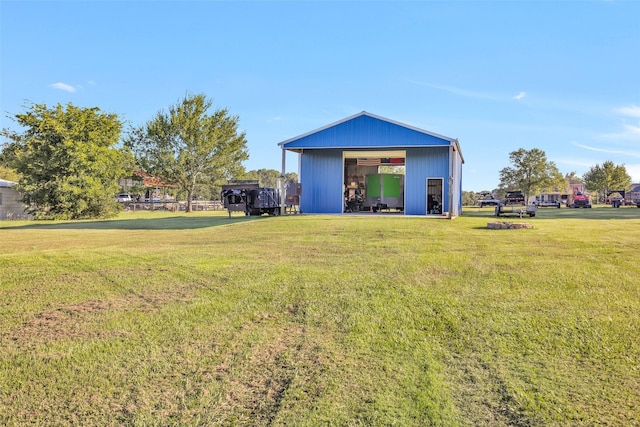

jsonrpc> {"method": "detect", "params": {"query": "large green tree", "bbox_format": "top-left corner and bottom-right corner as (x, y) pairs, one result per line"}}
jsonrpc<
(241, 169), (298, 188)
(1, 102), (131, 219)
(583, 161), (631, 203)
(499, 148), (563, 203)
(462, 190), (478, 207)
(126, 94), (248, 212)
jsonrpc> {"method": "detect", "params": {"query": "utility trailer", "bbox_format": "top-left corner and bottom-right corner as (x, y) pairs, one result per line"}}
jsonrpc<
(364, 173), (404, 212)
(535, 200), (561, 208)
(495, 204), (537, 218)
(221, 182), (281, 217)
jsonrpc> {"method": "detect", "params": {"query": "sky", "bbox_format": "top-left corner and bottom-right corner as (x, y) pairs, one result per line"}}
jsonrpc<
(1, 0), (639, 192)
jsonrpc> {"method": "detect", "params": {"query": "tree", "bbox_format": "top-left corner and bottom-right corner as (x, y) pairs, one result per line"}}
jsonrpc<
(126, 94), (248, 212)
(499, 148), (563, 203)
(462, 190), (477, 206)
(583, 161), (631, 203)
(1, 102), (131, 219)
(0, 165), (20, 182)
(240, 169), (298, 188)
(565, 171), (583, 183)
(241, 168), (281, 188)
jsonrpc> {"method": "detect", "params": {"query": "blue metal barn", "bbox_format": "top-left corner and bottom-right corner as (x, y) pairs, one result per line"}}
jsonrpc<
(279, 111), (464, 216)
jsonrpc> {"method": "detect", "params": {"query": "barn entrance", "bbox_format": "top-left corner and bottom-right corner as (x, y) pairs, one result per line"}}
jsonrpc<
(427, 178), (444, 215)
(342, 150), (406, 213)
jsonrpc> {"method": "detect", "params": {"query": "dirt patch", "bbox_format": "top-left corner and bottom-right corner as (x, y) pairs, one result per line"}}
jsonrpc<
(215, 324), (307, 425)
(446, 353), (537, 427)
(7, 290), (193, 344)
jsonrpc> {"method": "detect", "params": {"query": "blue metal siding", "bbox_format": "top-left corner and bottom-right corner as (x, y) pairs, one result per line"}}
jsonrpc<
(285, 115), (449, 149)
(300, 149), (343, 213)
(405, 147), (450, 215)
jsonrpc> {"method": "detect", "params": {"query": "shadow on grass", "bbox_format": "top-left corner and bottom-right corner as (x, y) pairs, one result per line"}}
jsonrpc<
(463, 205), (640, 221)
(0, 214), (272, 231)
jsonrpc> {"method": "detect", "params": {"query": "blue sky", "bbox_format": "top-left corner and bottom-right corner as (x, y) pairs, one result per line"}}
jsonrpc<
(2, 0), (639, 192)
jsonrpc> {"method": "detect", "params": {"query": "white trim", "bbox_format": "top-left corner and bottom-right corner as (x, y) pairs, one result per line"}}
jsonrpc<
(284, 144), (450, 151)
(343, 150), (406, 159)
(0, 179), (18, 188)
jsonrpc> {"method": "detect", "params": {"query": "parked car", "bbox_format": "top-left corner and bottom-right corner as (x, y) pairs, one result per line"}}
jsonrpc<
(477, 191), (501, 207)
(115, 193), (132, 203)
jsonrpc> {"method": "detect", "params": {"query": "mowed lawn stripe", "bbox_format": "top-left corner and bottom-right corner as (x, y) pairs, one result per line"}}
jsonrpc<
(1, 208), (639, 425)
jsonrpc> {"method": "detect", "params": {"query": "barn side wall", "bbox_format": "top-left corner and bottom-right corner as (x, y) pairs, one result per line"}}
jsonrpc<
(405, 147), (450, 215)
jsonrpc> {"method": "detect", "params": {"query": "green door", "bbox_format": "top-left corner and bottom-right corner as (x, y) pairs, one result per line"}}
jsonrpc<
(382, 174), (401, 198)
(366, 174), (381, 198)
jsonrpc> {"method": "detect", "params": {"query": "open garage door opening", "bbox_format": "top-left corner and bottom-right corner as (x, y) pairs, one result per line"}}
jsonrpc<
(343, 151), (406, 214)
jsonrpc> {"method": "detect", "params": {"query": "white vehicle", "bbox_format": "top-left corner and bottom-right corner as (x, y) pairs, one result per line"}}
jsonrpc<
(477, 191), (501, 207)
(116, 193), (132, 202)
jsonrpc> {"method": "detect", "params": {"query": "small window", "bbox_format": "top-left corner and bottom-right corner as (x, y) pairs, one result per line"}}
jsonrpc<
(0, 192), (3, 205)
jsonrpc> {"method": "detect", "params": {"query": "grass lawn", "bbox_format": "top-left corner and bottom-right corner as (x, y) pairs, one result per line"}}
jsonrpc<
(1, 206), (639, 426)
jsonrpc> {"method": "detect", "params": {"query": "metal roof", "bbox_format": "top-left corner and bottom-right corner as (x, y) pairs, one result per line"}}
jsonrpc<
(0, 179), (18, 188)
(278, 111), (463, 162)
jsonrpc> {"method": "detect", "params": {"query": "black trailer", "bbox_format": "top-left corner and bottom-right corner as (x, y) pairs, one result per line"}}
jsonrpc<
(221, 182), (281, 217)
(503, 191), (525, 205)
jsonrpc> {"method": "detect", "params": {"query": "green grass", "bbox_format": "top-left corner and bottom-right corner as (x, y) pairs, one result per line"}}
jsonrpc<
(1, 206), (639, 426)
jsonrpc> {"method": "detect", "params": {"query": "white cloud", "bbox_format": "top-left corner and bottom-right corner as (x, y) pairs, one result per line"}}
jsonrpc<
(616, 104), (640, 118)
(50, 82), (76, 93)
(407, 80), (504, 101)
(410, 81), (530, 104)
(571, 141), (640, 158)
(599, 123), (640, 141)
(556, 158), (591, 168)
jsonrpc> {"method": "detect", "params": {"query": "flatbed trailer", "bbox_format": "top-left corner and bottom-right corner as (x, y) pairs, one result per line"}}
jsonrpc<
(536, 200), (561, 208)
(495, 204), (537, 218)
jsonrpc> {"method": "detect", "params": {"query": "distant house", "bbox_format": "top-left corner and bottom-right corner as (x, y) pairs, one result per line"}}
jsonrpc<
(118, 171), (176, 202)
(0, 179), (30, 220)
(626, 183), (640, 204)
(537, 178), (586, 205)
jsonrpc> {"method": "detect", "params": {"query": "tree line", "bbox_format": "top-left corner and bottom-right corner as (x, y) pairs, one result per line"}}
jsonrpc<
(1, 93), (294, 219)
(2, 97), (632, 217)
(462, 148), (632, 206)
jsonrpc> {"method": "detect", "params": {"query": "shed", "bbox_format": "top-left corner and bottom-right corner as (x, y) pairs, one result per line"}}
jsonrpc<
(0, 179), (30, 220)
(278, 111), (464, 216)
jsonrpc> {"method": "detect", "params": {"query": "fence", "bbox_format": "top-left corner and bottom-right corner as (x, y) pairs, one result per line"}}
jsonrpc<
(122, 201), (224, 212)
